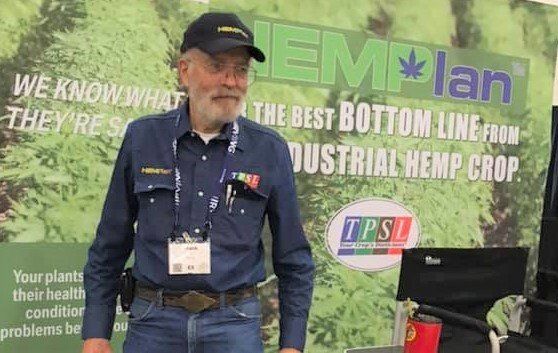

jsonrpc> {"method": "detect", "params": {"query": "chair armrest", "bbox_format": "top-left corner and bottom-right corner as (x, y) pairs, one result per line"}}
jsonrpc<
(418, 305), (502, 353)
(417, 304), (492, 335)
(526, 296), (558, 311)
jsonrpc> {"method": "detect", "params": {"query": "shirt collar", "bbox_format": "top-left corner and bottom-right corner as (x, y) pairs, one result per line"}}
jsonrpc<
(175, 101), (245, 151)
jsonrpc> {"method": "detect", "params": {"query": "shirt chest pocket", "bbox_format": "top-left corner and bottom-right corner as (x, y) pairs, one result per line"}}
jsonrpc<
(133, 179), (175, 234)
(226, 182), (270, 221)
(211, 182), (270, 247)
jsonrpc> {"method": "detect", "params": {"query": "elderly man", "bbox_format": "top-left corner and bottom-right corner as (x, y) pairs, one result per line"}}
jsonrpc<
(81, 12), (314, 353)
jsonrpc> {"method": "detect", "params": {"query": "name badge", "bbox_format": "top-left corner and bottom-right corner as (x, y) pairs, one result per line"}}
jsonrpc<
(168, 239), (211, 275)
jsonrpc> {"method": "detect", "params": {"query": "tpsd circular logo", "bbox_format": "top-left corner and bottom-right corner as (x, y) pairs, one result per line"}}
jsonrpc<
(325, 198), (421, 272)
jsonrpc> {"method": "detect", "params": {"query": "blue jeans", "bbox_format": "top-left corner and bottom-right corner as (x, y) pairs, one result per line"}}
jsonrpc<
(123, 296), (264, 353)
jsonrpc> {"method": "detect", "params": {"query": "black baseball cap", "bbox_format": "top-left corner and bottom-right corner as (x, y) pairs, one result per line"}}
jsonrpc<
(180, 12), (265, 62)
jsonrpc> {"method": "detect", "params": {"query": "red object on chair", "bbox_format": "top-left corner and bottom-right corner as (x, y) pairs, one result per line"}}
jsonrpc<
(404, 314), (442, 353)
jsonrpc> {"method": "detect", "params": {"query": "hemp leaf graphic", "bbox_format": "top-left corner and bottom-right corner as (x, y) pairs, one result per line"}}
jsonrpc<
(399, 48), (426, 79)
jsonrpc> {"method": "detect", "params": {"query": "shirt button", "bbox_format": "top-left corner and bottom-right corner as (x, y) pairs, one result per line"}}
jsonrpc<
(197, 191), (204, 197)
(201, 155), (207, 161)
(149, 198), (155, 203)
(190, 132), (196, 137)
(147, 184), (153, 189)
(194, 228), (201, 234)
(240, 208), (245, 215)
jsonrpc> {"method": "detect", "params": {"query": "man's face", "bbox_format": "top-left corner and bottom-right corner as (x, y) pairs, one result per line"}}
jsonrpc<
(179, 47), (250, 126)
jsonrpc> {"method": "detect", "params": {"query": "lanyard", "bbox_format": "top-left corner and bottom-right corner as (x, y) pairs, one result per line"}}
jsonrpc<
(171, 113), (239, 240)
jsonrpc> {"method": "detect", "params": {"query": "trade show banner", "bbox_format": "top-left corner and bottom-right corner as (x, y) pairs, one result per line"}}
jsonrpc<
(1, 0), (558, 352)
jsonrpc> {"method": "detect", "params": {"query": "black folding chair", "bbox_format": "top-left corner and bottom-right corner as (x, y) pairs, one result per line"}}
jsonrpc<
(393, 247), (558, 353)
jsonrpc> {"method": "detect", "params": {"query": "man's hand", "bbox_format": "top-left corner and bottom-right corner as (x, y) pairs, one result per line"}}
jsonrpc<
(280, 349), (301, 353)
(82, 338), (112, 353)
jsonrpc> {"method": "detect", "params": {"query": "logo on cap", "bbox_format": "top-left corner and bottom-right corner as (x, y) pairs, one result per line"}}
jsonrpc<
(217, 26), (249, 38)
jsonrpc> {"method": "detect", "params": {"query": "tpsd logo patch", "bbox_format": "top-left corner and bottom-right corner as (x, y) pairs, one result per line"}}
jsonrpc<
(325, 198), (420, 272)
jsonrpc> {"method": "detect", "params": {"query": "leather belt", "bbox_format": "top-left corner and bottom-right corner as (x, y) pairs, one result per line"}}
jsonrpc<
(134, 283), (257, 313)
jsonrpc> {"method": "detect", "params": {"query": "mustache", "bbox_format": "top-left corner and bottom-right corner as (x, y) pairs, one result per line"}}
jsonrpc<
(211, 90), (243, 100)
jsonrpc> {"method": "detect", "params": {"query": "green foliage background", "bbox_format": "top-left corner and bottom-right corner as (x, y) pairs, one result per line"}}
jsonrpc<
(0, 0), (557, 352)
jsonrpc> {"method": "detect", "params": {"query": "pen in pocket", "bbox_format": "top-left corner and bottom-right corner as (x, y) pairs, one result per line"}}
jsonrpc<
(228, 189), (236, 214)
(226, 184), (232, 207)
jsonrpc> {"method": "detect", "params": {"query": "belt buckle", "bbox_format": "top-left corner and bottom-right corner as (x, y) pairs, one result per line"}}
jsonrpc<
(178, 291), (217, 313)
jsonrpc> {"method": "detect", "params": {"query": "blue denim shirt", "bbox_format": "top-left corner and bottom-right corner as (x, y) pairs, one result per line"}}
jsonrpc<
(82, 103), (315, 350)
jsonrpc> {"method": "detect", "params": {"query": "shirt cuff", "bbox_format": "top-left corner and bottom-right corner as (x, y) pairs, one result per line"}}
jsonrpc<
(280, 315), (308, 351)
(81, 304), (116, 340)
